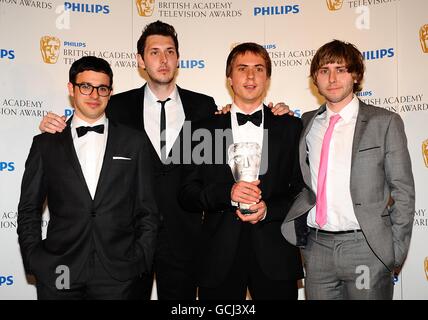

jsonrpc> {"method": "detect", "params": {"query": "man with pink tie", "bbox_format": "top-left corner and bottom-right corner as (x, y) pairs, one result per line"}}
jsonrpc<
(281, 40), (415, 300)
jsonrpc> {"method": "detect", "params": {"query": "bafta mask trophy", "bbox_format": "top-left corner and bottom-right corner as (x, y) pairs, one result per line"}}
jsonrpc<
(228, 142), (262, 214)
(420, 24), (428, 53)
(136, 0), (155, 17)
(423, 139), (428, 168)
(326, 0), (344, 11)
(424, 257), (428, 281)
(40, 36), (61, 64)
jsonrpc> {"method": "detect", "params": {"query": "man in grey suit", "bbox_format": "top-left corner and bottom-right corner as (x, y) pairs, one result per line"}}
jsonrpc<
(281, 40), (415, 300)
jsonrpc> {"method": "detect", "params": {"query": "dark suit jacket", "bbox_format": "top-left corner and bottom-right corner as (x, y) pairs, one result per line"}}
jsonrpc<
(106, 84), (217, 261)
(281, 100), (415, 271)
(179, 106), (304, 288)
(17, 118), (159, 286)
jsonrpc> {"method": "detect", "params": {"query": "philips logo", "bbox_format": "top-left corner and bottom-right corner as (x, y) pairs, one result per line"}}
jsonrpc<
(363, 48), (394, 60)
(64, 41), (86, 48)
(254, 5), (300, 16)
(0, 162), (15, 172)
(64, 2), (110, 14)
(65, 108), (74, 117)
(179, 60), (205, 69)
(263, 44), (277, 50)
(0, 275), (14, 286)
(357, 90), (373, 97)
(1, 49), (15, 60)
(293, 109), (302, 118)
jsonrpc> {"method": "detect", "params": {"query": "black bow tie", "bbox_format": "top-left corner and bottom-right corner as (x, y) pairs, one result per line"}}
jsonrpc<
(76, 124), (105, 138)
(236, 110), (262, 127)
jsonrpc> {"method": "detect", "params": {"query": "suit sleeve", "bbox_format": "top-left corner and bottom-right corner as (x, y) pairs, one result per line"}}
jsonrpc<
(179, 163), (234, 213)
(384, 113), (415, 268)
(134, 134), (160, 274)
(263, 118), (305, 223)
(17, 136), (46, 274)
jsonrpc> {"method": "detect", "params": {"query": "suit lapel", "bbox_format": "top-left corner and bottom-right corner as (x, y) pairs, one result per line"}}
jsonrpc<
(138, 84), (146, 126)
(351, 100), (369, 167)
(178, 86), (192, 121)
(300, 105), (326, 188)
(59, 120), (92, 199)
(260, 106), (283, 193)
(93, 120), (119, 205)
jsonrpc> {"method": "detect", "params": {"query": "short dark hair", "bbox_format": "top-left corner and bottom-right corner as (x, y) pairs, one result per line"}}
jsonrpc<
(137, 20), (179, 58)
(226, 42), (271, 78)
(310, 39), (365, 92)
(69, 56), (113, 87)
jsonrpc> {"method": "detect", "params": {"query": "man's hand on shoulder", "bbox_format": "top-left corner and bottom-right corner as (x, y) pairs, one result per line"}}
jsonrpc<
(40, 112), (67, 133)
(267, 102), (293, 116)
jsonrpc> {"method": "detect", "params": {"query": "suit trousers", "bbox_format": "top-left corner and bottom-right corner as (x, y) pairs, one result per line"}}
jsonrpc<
(199, 223), (298, 300)
(302, 229), (394, 300)
(140, 224), (198, 300)
(36, 252), (138, 300)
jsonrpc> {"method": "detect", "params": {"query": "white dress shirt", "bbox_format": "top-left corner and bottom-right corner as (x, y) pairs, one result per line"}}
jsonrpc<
(143, 85), (185, 160)
(71, 114), (108, 199)
(230, 103), (264, 148)
(306, 95), (361, 231)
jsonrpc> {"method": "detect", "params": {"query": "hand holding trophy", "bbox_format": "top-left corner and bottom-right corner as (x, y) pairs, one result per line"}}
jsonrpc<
(228, 142), (262, 214)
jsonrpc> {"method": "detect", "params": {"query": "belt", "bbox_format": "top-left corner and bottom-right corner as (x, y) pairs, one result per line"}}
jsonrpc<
(309, 227), (362, 235)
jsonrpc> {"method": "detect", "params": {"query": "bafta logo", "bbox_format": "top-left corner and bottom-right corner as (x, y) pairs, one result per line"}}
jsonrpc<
(40, 36), (61, 64)
(136, 0), (155, 17)
(425, 257), (428, 281)
(326, 0), (344, 11)
(420, 24), (428, 53)
(423, 139), (428, 168)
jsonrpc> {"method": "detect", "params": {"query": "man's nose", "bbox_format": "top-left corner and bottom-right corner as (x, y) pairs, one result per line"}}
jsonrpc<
(160, 52), (167, 63)
(329, 70), (337, 83)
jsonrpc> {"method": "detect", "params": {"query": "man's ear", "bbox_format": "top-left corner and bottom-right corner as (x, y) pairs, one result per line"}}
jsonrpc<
(227, 77), (233, 87)
(137, 54), (145, 70)
(67, 82), (74, 97)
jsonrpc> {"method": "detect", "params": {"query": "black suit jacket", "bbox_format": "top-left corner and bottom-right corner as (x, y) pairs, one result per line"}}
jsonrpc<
(17, 119), (159, 286)
(179, 106), (304, 288)
(106, 85), (217, 260)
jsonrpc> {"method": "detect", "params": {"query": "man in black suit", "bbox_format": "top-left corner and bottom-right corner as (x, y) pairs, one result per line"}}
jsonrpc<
(179, 43), (303, 299)
(39, 21), (217, 300)
(38, 21), (289, 300)
(17, 56), (159, 299)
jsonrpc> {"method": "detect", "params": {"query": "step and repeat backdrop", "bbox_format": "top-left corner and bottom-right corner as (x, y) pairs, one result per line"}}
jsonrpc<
(0, 0), (427, 299)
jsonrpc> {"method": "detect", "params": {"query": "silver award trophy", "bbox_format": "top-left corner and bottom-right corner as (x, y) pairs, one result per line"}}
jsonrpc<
(228, 142), (262, 214)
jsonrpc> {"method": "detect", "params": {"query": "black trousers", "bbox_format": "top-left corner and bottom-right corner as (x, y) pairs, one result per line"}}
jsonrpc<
(36, 252), (138, 300)
(199, 223), (298, 300)
(138, 224), (198, 300)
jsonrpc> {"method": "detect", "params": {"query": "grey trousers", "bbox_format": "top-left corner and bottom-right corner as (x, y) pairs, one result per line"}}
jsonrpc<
(302, 229), (394, 300)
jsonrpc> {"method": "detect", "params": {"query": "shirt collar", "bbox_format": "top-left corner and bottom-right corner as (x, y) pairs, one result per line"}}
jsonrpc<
(145, 84), (178, 104)
(71, 114), (107, 138)
(326, 95), (359, 123)
(72, 113), (107, 128)
(231, 102), (263, 115)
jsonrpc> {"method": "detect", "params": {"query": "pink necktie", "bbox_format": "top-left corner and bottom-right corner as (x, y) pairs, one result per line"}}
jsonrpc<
(316, 114), (341, 228)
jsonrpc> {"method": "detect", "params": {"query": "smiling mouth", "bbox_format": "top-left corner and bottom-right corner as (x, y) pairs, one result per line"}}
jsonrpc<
(244, 85), (256, 89)
(86, 102), (100, 108)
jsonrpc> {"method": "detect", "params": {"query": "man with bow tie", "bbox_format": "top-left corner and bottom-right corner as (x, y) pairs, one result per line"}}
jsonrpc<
(17, 56), (159, 299)
(179, 43), (304, 300)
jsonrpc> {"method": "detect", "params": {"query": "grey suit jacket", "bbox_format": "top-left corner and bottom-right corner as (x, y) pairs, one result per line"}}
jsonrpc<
(281, 99), (415, 270)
